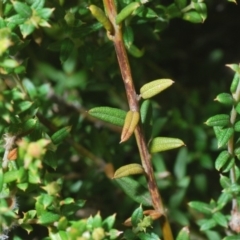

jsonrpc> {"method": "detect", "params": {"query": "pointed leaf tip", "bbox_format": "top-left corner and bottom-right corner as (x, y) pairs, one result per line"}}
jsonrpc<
(120, 111), (140, 143)
(149, 137), (185, 153)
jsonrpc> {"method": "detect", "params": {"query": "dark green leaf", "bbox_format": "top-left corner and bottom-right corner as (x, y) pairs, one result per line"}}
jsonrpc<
(131, 205), (143, 227)
(60, 38), (74, 63)
(200, 218), (216, 231)
(174, 0), (187, 9)
(51, 126), (72, 145)
(215, 150), (231, 171)
(213, 212), (228, 228)
(114, 177), (152, 207)
(230, 73), (240, 93)
(220, 175), (231, 189)
(217, 127), (234, 148)
(88, 107), (127, 127)
(188, 201), (212, 214)
(123, 25), (134, 48)
(140, 100), (152, 141)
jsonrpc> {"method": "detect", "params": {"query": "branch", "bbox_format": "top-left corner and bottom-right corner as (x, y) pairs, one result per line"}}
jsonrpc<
(102, 0), (173, 239)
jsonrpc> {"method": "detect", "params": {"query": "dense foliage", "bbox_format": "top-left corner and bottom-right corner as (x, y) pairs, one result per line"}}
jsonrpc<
(1, 0), (240, 239)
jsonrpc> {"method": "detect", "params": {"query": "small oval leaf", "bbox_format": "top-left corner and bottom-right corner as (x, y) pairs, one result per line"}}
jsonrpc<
(214, 93), (234, 106)
(116, 2), (140, 25)
(217, 127), (234, 148)
(51, 126), (72, 145)
(230, 73), (240, 93)
(183, 11), (203, 23)
(113, 163), (145, 179)
(140, 79), (174, 99)
(88, 107), (127, 126)
(215, 150), (231, 171)
(149, 137), (185, 153)
(120, 111), (140, 143)
(88, 5), (113, 33)
(205, 114), (229, 127)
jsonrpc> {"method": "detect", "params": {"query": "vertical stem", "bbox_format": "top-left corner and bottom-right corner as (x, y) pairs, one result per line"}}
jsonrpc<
(229, 80), (240, 211)
(102, 1), (173, 239)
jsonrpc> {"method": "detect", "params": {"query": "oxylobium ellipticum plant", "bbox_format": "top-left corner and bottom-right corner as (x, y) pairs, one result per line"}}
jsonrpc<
(0, 0), (238, 239)
(189, 64), (240, 239)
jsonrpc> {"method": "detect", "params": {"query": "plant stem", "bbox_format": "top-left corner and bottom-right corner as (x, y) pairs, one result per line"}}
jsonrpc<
(102, 1), (173, 239)
(229, 79), (240, 211)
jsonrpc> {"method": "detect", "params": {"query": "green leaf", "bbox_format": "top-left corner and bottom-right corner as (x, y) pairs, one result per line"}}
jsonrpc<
(138, 232), (160, 240)
(102, 214), (116, 231)
(219, 175), (231, 189)
(174, 0), (187, 9)
(230, 73), (240, 93)
(31, 0), (45, 10)
(72, 22), (103, 38)
(166, 3), (182, 19)
(51, 126), (72, 145)
(215, 93), (234, 106)
(140, 100), (152, 141)
(183, 11), (203, 23)
(136, 6), (158, 18)
(88, 107), (127, 127)
(6, 14), (26, 26)
(12, 1), (32, 18)
(116, 2), (140, 24)
(205, 114), (229, 127)
(0, 168), (3, 193)
(236, 102), (240, 115)
(23, 78), (37, 98)
(127, 44), (144, 58)
(131, 205), (143, 227)
(140, 79), (174, 99)
(38, 212), (61, 225)
(114, 177), (152, 207)
(217, 127), (234, 148)
(20, 22), (35, 38)
(108, 229), (122, 240)
(113, 164), (145, 179)
(234, 121), (240, 132)
(60, 38), (74, 63)
(200, 218), (216, 231)
(149, 137), (185, 153)
(193, 3), (207, 22)
(188, 201), (212, 214)
(123, 25), (134, 48)
(216, 193), (231, 210)
(223, 183), (240, 194)
(222, 157), (235, 173)
(92, 212), (102, 228)
(215, 150), (231, 171)
(36, 8), (54, 19)
(212, 212), (228, 228)
(49, 231), (69, 240)
(224, 235), (240, 240)
(176, 226), (190, 240)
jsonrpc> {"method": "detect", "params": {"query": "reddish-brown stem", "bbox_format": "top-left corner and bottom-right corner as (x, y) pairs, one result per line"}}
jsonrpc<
(102, 0), (173, 239)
